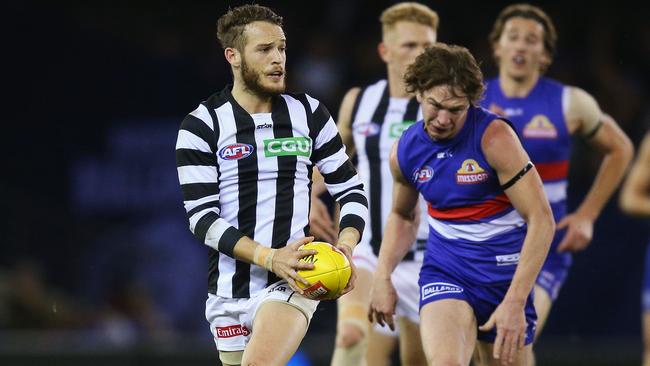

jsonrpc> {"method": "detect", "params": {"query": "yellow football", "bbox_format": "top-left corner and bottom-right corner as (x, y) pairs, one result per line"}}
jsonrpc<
(296, 241), (351, 300)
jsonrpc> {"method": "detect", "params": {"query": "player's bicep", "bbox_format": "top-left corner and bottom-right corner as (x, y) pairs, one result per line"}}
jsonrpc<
(482, 120), (548, 219)
(566, 86), (601, 136)
(389, 141), (419, 218)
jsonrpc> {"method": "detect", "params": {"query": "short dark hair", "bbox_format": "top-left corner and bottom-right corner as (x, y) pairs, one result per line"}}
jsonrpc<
(489, 3), (557, 72)
(404, 43), (485, 106)
(216, 4), (283, 51)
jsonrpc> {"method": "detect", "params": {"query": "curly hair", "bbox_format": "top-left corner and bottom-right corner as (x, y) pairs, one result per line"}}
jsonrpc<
(216, 4), (283, 51)
(489, 3), (557, 72)
(404, 43), (485, 106)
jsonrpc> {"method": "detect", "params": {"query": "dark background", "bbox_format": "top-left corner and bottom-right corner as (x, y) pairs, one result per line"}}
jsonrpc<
(2, 1), (649, 365)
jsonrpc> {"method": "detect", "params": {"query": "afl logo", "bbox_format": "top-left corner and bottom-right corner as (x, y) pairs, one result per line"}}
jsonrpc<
(219, 143), (254, 160)
(353, 122), (381, 137)
(413, 166), (434, 183)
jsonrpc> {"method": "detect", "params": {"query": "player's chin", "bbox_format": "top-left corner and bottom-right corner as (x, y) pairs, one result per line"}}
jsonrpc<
(262, 79), (285, 94)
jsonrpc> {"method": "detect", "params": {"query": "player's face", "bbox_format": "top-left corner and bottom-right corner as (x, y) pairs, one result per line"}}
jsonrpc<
(419, 85), (470, 141)
(493, 17), (549, 81)
(239, 21), (287, 96)
(381, 21), (436, 78)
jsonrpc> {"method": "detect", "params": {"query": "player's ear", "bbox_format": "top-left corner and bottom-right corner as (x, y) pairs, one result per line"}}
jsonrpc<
(378, 42), (389, 63)
(225, 47), (241, 68)
(416, 91), (423, 103)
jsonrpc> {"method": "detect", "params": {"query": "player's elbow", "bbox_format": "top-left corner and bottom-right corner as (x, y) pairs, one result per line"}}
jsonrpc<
(616, 134), (635, 166)
(529, 204), (556, 242)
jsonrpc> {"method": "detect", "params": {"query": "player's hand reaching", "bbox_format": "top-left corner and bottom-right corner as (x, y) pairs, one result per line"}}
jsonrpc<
(367, 275), (398, 331)
(309, 197), (338, 243)
(479, 298), (527, 365)
(270, 236), (318, 294)
(556, 212), (594, 252)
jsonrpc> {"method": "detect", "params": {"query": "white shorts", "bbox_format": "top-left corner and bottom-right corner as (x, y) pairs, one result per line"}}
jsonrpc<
(206, 281), (319, 351)
(352, 241), (422, 335)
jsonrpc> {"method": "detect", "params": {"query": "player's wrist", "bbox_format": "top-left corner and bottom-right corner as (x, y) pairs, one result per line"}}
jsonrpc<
(253, 245), (277, 271)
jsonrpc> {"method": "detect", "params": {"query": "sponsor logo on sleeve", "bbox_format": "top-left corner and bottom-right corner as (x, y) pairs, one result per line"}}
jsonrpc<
(421, 282), (463, 301)
(456, 159), (489, 184)
(218, 143), (254, 160)
(216, 324), (250, 338)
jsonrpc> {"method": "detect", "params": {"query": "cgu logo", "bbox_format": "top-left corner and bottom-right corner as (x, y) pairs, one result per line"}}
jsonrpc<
(218, 143), (254, 160)
(264, 137), (312, 157)
(413, 166), (434, 183)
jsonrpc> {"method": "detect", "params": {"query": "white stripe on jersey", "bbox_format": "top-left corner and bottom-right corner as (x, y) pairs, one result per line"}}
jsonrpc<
(177, 165), (218, 185)
(176, 130), (211, 151)
(189, 104), (214, 130)
(184, 194), (220, 214)
(281, 95), (311, 244)
(427, 209), (525, 242)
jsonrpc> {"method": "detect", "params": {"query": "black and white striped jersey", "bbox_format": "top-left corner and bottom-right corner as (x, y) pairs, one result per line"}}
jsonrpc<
(350, 79), (429, 260)
(176, 86), (368, 299)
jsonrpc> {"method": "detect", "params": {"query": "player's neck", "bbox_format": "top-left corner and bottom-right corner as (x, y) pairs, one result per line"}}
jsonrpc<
(387, 70), (411, 98)
(231, 80), (273, 114)
(498, 72), (540, 98)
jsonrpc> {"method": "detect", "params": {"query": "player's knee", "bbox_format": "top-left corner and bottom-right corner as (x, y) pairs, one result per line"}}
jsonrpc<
(336, 322), (366, 348)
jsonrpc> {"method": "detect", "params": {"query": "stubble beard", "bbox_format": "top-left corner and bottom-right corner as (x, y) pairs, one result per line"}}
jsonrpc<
(241, 57), (285, 99)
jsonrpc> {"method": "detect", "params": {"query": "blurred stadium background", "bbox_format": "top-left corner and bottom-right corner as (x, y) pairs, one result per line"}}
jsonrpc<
(2, 1), (648, 365)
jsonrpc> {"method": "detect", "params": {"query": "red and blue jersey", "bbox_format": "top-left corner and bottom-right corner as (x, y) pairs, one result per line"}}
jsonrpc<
(482, 77), (571, 262)
(397, 106), (527, 285)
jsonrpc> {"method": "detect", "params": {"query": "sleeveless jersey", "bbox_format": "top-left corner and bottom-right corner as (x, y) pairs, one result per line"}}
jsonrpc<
(397, 106), (527, 284)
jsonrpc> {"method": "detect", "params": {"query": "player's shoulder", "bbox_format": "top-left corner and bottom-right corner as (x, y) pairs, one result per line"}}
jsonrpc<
(201, 86), (231, 111)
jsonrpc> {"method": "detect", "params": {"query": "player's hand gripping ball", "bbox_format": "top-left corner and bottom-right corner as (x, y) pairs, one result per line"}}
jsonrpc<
(297, 241), (351, 300)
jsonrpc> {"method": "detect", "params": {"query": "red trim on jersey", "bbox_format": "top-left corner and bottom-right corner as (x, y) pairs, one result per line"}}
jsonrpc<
(428, 195), (511, 220)
(535, 161), (569, 181)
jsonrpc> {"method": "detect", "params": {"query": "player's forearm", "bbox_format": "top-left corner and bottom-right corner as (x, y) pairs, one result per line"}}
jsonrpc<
(311, 168), (328, 197)
(337, 227), (361, 250)
(505, 211), (555, 302)
(375, 211), (418, 279)
(578, 138), (633, 220)
(232, 236), (276, 271)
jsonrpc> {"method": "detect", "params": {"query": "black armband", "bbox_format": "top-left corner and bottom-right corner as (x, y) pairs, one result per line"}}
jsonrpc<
(583, 120), (603, 140)
(500, 161), (534, 190)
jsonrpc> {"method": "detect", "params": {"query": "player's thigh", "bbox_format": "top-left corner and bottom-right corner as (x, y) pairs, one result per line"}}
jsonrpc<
(366, 329), (397, 366)
(419, 298), (477, 365)
(533, 284), (553, 339)
(475, 341), (533, 366)
(242, 301), (309, 366)
(397, 316), (426, 366)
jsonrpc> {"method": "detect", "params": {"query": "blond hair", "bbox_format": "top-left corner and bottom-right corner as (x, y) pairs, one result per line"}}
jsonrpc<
(380, 2), (439, 35)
